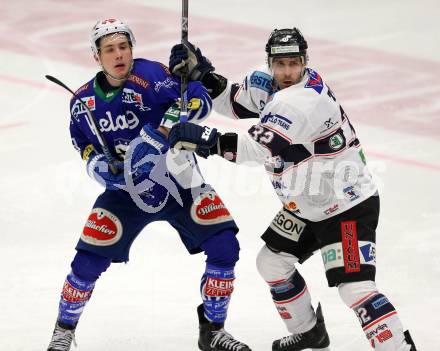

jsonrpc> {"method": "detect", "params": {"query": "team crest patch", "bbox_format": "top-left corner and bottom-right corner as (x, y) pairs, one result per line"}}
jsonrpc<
(190, 192), (232, 225)
(81, 208), (123, 246)
(304, 69), (324, 94)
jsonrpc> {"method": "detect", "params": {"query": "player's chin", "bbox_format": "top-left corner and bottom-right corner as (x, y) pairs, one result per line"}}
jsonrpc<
(113, 65), (129, 77)
(280, 81), (294, 89)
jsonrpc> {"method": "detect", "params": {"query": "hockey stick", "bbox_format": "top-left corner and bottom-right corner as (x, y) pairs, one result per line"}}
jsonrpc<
(179, 0), (189, 122)
(45, 74), (118, 174)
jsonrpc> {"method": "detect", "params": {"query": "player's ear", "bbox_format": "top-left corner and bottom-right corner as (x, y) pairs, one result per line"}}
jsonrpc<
(93, 53), (100, 63)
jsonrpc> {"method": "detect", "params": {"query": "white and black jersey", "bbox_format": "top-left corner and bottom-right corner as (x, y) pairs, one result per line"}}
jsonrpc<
(213, 67), (377, 222)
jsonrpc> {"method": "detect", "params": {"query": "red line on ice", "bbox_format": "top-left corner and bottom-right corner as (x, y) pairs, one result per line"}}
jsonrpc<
(0, 122), (27, 130)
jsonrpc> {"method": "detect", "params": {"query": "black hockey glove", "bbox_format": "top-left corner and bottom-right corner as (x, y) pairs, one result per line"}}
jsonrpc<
(169, 41), (214, 81)
(169, 122), (219, 158)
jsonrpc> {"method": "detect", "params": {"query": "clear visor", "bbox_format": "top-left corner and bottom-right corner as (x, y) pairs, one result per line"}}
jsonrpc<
(268, 54), (308, 68)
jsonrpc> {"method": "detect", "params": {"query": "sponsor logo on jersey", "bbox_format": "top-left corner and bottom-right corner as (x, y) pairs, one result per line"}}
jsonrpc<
(372, 296), (390, 310)
(270, 281), (295, 294)
(128, 74), (149, 89)
(320, 118), (338, 133)
(343, 186), (360, 202)
(97, 110), (140, 133)
(321, 241), (376, 271)
(321, 246), (342, 267)
(154, 76), (178, 92)
(191, 192), (232, 225)
(81, 208), (123, 246)
(341, 221), (361, 273)
(204, 277), (234, 297)
(81, 144), (95, 161)
(187, 97), (201, 110)
(376, 329), (393, 343)
(62, 280), (92, 303)
(261, 112), (292, 131)
(329, 133), (344, 150)
(140, 128), (165, 151)
(71, 96), (95, 119)
(324, 204), (339, 215)
(270, 208), (306, 242)
(249, 71), (273, 93)
(285, 201), (297, 211)
(74, 83), (89, 96)
(366, 323), (392, 343)
(304, 68), (324, 94)
(122, 88), (150, 111)
(359, 242), (376, 263)
(276, 306), (292, 319)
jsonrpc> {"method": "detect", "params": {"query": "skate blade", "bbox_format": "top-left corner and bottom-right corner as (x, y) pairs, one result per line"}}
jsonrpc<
(311, 348), (330, 351)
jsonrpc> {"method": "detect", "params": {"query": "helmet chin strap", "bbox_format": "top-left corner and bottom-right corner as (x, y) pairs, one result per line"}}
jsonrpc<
(97, 56), (134, 83)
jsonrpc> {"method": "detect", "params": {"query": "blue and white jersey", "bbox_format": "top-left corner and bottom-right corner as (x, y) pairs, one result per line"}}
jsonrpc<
(70, 58), (212, 160)
(215, 67), (378, 221)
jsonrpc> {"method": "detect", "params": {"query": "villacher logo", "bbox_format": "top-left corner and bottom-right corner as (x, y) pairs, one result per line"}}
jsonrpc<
(81, 208), (123, 246)
(191, 192), (232, 225)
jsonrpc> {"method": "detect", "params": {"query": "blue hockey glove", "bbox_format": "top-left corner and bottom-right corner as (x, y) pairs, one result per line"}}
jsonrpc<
(125, 124), (172, 209)
(169, 122), (219, 158)
(86, 154), (124, 190)
(129, 124), (170, 174)
(169, 42), (214, 81)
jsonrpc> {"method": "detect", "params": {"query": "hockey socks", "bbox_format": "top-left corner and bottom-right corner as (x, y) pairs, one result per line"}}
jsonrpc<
(351, 293), (412, 351)
(57, 271), (95, 327)
(57, 251), (111, 327)
(200, 264), (235, 323)
(267, 269), (317, 334)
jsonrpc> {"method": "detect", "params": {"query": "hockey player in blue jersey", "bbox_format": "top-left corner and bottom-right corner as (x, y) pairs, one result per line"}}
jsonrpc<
(46, 19), (251, 351)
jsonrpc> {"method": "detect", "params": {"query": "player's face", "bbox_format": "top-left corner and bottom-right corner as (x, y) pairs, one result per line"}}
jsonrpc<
(272, 57), (304, 89)
(97, 34), (133, 82)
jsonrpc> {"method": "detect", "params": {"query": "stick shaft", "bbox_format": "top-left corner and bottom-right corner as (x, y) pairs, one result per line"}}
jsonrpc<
(180, 0), (189, 122)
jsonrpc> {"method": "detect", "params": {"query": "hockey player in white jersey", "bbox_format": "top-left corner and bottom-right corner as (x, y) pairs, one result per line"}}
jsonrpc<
(168, 28), (417, 351)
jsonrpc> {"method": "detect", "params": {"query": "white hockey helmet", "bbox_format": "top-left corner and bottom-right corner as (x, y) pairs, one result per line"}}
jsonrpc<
(90, 18), (136, 55)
